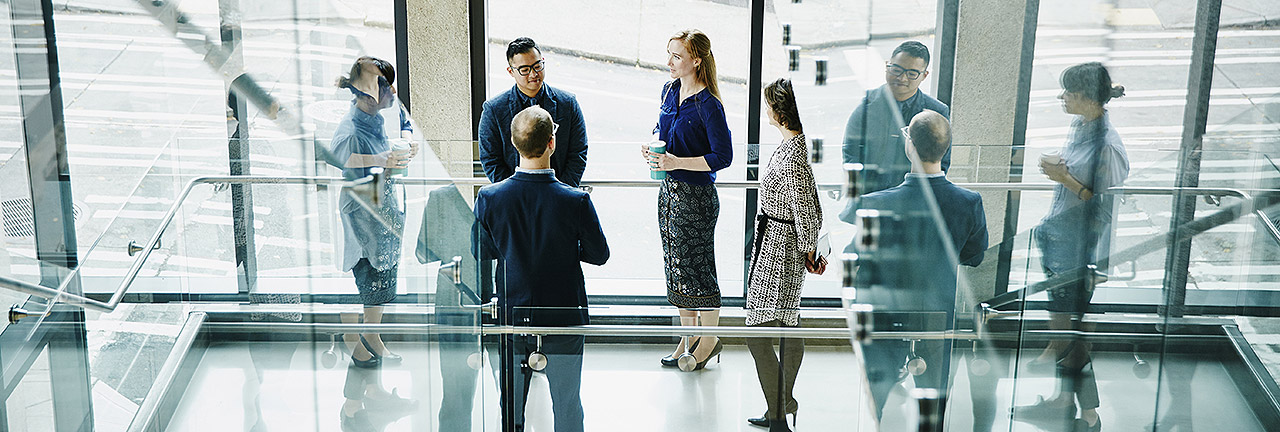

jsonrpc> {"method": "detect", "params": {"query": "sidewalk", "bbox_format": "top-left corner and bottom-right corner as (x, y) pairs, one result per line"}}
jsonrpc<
(485, 0), (936, 82)
(52, 0), (936, 83)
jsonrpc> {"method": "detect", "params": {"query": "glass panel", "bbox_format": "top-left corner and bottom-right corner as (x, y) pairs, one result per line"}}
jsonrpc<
(4, 344), (54, 431)
(502, 305), (872, 430)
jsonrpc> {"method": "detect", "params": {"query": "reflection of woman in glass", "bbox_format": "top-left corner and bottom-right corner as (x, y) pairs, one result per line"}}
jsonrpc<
(1019, 62), (1128, 432)
(745, 79), (824, 431)
(642, 29), (733, 370)
(330, 57), (413, 371)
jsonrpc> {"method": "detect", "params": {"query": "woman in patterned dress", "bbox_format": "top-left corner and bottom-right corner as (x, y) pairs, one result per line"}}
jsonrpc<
(330, 57), (414, 370)
(642, 29), (734, 369)
(744, 78), (825, 431)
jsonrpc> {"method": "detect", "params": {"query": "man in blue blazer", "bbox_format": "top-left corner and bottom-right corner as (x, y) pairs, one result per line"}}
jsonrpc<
(480, 37), (589, 187)
(475, 106), (609, 432)
(848, 110), (988, 422)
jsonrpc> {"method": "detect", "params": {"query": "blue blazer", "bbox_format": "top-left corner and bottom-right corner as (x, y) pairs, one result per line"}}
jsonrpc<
(479, 85), (589, 187)
(846, 175), (987, 323)
(474, 171), (609, 326)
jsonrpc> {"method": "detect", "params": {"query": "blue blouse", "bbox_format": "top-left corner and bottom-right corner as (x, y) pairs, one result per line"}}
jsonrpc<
(330, 101), (405, 272)
(654, 80), (733, 185)
(1036, 112), (1129, 273)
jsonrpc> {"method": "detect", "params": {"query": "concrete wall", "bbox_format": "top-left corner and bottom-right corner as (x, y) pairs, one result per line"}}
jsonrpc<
(950, 0), (1034, 300)
(406, 0), (476, 182)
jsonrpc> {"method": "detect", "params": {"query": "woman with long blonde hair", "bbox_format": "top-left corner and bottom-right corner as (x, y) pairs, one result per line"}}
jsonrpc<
(642, 29), (733, 371)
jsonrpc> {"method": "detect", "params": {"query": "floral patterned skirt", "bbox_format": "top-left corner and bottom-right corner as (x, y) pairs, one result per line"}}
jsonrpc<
(658, 177), (721, 309)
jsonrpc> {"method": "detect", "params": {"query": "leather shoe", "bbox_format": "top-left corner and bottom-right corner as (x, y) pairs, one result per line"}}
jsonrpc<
(361, 336), (402, 365)
(1075, 417), (1101, 432)
(340, 409), (376, 432)
(661, 338), (699, 367)
(748, 399), (798, 427)
(350, 353), (381, 369)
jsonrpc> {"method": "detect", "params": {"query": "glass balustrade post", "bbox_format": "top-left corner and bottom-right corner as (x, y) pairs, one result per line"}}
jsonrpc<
(1162, 0), (1221, 319)
(220, 0), (258, 295)
(7, 0), (94, 429)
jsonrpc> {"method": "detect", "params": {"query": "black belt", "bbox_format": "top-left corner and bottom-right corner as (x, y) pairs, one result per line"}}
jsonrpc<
(748, 212), (794, 287)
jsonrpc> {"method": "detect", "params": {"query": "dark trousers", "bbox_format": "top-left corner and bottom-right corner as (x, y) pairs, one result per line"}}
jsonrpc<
(864, 338), (954, 419)
(745, 320), (805, 420)
(437, 338), (500, 431)
(499, 334), (585, 432)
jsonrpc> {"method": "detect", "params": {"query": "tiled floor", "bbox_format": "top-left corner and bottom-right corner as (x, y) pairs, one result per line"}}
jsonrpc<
(166, 341), (1266, 432)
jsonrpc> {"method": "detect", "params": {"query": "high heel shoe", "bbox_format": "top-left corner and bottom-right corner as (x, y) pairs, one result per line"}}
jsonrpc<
(662, 338), (699, 367)
(691, 339), (723, 371)
(748, 399), (798, 427)
(350, 352), (381, 369)
(360, 335), (402, 365)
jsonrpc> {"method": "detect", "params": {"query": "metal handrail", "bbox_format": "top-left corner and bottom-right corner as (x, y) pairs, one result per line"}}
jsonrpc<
(0, 175), (370, 312)
(126, 311), (207, 432)
(1, 175), (1277, 312)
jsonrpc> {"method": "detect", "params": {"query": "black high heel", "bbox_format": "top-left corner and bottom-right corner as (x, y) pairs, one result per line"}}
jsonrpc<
(661, 338), (699, 367)
(350, 352), (381, 369)
(692, 339), (723, 371)
(360, 335), (402, 365)
(748, 399), (798, 427)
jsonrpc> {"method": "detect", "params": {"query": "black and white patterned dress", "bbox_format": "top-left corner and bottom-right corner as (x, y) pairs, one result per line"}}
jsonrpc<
(746, 134), (822, 326)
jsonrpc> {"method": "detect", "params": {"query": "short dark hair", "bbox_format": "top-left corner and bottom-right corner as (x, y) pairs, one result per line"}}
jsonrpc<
(891, 40), (930, 66)
(1061, 61), (1125, 105)
(506, 37), (541, 63)
(764, 78), (803, 133)
(511, 106), (553, 158)
(908, 110), (950, 163)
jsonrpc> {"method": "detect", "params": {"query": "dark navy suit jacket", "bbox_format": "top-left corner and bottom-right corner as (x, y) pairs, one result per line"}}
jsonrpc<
(842, 85), (952, 194)
(848, 175), (987, 323)
(479, 85), (589, 187)
(474, 170), (609, 326)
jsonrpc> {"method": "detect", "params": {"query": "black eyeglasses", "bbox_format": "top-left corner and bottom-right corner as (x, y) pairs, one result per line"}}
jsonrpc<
(511, 59), (546, 76)
(886, 63), (924, 80)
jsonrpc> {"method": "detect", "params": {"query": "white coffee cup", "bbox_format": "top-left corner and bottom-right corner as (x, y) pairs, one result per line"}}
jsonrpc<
(1039, 151), (1063, 166)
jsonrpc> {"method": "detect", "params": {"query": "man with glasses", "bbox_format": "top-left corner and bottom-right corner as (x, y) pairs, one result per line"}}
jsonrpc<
(480, 37), (589, 187)
(841, 40), (951, 196)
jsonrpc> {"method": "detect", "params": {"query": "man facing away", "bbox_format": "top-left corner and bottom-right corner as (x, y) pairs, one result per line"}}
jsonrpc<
(842, 40), (952, 196)
(474, 106), (609, 432)
(852, 110), (988, 422)
(480, 37), (589, 187)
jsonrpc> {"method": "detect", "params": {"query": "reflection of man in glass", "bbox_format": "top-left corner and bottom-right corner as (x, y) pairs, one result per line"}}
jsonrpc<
(842, 41), (951, 195)
(479, 37), (589, 187)
(475, 107), (610, 432)
(850, 111), (987, 420)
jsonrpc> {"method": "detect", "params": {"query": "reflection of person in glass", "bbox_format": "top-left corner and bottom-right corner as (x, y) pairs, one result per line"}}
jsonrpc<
(849, 110), (987, 421)
(369, 58), (417, 146)
(1016, 62), (1128, 432)
(474, 106), (610, 432)
(339, 362), (416, 432)
(841, 41), (951, 195)
(641, 29), (733, 369)
(330, 57), (414, 369)
(416, 184), (500, 431)
(479, 37), (589, 187)
(744, 78), (825, 432)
